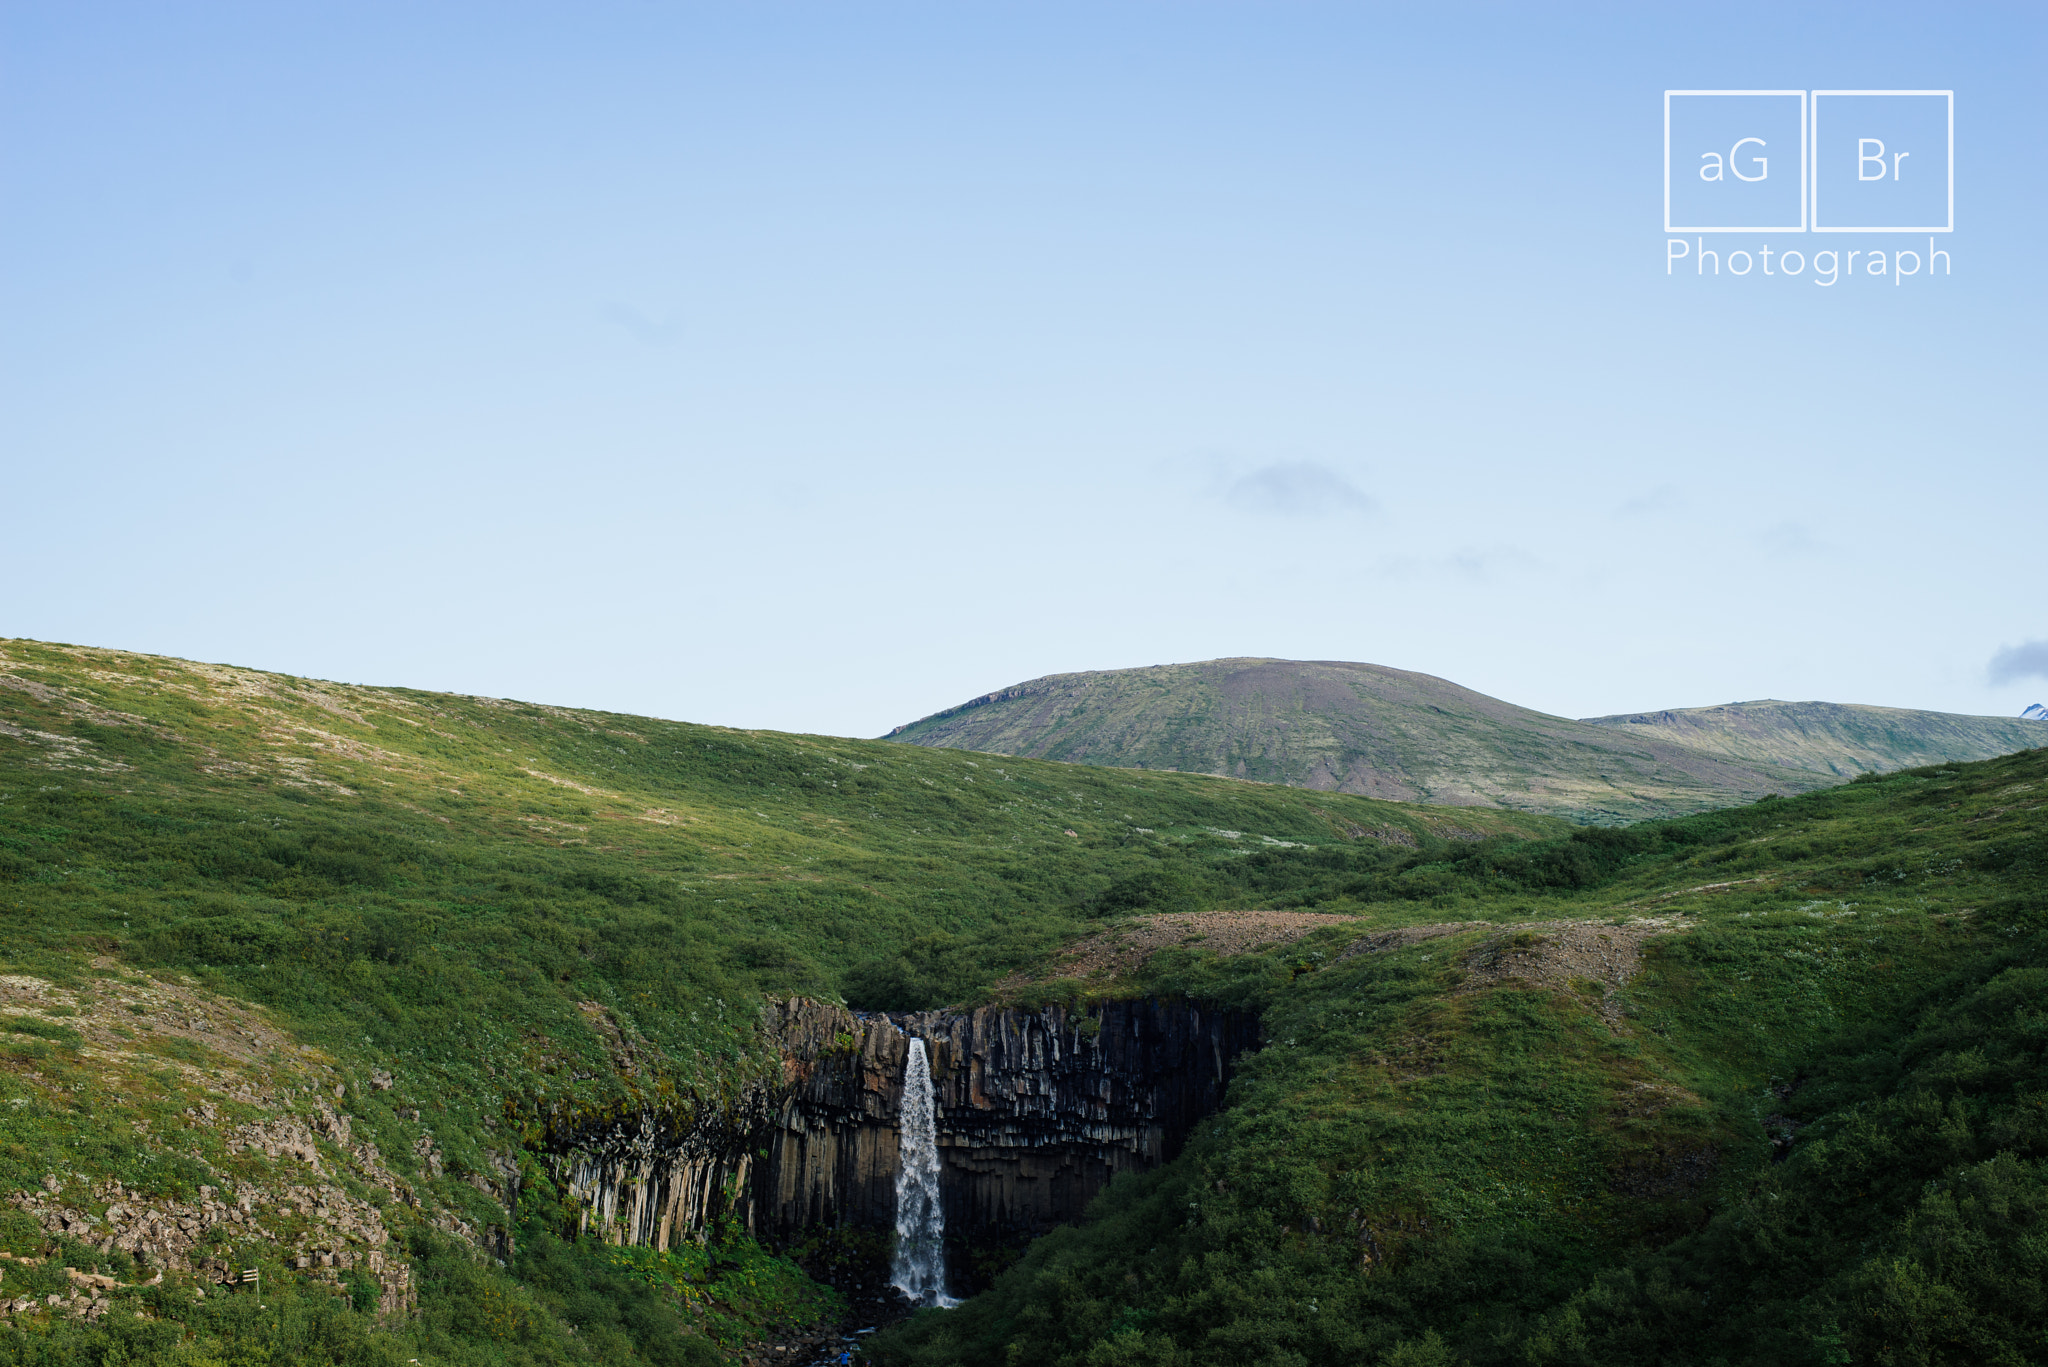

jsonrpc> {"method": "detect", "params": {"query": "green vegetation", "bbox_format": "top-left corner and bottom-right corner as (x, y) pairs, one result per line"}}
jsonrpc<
(873, 750), (2048, 1366)
(0, 639), (1550, 1361)
(3, 639), (2042, 1364)
(1582, 698), (2045, 781)
(601, 1238), (841, 1352)
(888, 657), (2042, 823)
(0, 1212), (738, 1367)
(0, 639), (1552, 1090)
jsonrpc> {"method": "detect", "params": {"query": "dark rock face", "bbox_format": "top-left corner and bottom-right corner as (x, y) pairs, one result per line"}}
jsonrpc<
(767, 998), (1259, 1250)
(545, 998), (1258, 1286)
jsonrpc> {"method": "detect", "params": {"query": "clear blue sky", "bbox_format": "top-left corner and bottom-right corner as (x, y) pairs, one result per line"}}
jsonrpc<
(4, 2), (2044, 737)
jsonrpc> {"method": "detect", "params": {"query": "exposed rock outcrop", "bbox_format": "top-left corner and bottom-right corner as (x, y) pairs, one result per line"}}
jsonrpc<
(8, 1177), (414, 1317)
(0, 970), (419, 1319)
(546, 997), (1258, 1286)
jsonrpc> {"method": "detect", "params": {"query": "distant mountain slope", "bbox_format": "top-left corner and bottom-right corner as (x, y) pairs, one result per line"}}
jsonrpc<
(1580, 699), (2045, 776)
(884, 658), (1834, 823)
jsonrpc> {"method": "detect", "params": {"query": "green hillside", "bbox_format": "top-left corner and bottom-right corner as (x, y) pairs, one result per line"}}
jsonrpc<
(1582, 698), (2047, 778)
(884, 658), (1833, 823)
(0, 638), (1555, 1364)
(2, 636), (2044, 1367)
(877, 750), (2048, 1367)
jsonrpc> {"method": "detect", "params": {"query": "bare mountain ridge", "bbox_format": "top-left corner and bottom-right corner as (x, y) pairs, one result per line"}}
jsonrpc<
(1580, 699), (2047, 778)
(885, 658), (2044, 823)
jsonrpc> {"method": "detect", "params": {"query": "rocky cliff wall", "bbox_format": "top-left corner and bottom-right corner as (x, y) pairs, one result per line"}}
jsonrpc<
(547, 997), (1258, 1271)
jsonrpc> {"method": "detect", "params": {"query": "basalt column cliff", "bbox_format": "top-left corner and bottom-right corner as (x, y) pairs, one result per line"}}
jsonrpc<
(547, 998), (1258, 1279)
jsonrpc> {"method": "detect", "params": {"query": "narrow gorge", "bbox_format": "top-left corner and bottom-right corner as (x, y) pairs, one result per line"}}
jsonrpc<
(540, 997), (1260, 1293)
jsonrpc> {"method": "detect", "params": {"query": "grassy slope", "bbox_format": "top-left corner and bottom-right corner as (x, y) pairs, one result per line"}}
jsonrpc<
(1582, 699), (2047, 779)
(0, 639), (1557, 1029)
(883, 659), (1833, 824)
(5, 637), (2042, 1366)
(876, 750), (2048, 1367)
(0, 638), (1556, 1362)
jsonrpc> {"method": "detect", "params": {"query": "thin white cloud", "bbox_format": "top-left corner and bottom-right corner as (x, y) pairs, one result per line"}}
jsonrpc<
(1618, 483), (1681, 516)
(1374, 545), (1542, 581)
(1756, 521), (1823, 557)
(1223, 461), (1374, 517)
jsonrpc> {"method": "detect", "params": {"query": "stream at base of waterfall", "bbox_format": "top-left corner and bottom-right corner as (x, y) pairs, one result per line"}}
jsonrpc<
(890, 1036), (958, 1309)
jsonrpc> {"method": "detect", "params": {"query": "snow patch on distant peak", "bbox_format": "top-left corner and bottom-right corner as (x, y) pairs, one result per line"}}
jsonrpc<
(2023, 703), (2048, 722)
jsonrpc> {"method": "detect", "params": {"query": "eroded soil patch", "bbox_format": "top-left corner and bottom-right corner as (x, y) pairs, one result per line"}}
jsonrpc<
(1457, 918), (1686, 1021)
(1028, 910), (1366, 983)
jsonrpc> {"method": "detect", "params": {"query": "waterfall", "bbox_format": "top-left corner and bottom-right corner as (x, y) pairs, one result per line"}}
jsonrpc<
(890, 1037), (957, 1308)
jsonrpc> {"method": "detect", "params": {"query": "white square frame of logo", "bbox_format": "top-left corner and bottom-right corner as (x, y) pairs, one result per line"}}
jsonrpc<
(1664, 90), (1808, 233)
(1811, 90), (1953, 233)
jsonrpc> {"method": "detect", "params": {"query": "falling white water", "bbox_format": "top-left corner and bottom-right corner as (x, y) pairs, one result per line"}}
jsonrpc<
(891, 1037), (957, 1308)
